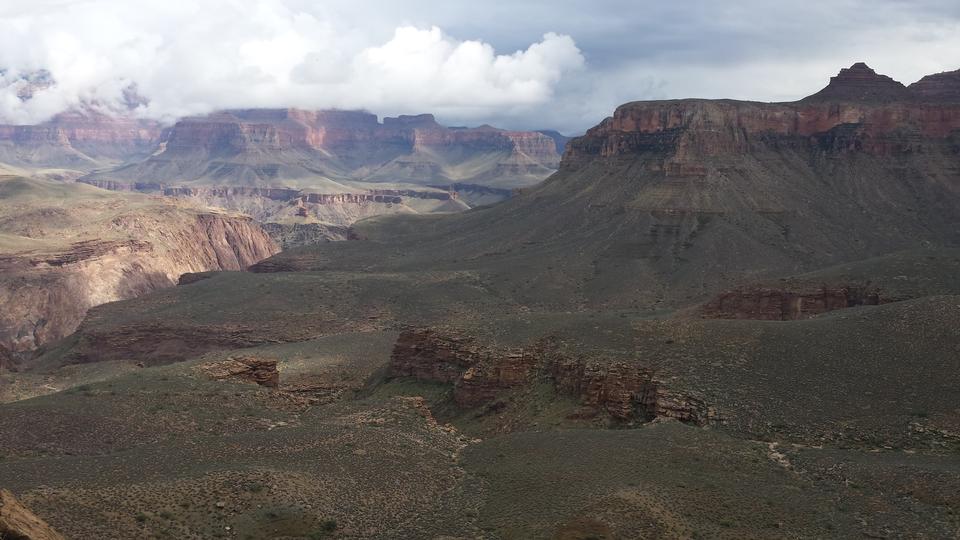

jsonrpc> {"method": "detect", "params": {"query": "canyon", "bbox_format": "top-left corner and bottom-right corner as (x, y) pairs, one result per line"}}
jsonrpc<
(0, 107), (566, 355)
(2, 62), (960, 538)
(0, 106), (564, 235)
(72, 109), (563, 228)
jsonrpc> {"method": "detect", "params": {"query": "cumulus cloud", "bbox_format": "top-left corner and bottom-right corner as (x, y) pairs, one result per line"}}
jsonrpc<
(0, 0), (583, 125)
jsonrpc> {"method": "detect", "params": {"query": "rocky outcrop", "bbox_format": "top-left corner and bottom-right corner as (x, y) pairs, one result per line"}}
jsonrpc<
(0, 489), (65, 540)
(455, 350), (537, 408)
(638, 382), (719, 425)
(700, 285), (883, 320)
(201, 356), (280, 388)
(428, 183), (516, 199)
(548, 355), (718, 424)
(549, 358), (653, 420)
(388, 329), (536, 407)
(0, 212), (278, 352)
(389, 329), (718, 425)
(389, 329), (482, 384)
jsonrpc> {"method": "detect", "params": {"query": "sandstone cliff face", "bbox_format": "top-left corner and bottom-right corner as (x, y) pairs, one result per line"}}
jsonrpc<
(389, 329), (718, 425)
(0, 489), (65, 540)
(0, 211), (278, 352)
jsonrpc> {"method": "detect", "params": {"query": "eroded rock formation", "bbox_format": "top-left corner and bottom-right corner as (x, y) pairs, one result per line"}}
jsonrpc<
(389, 329), (719, 425)
(0, 489), (65, 540)
(389, 329), (483, 384)
(389, 330), (536, 408)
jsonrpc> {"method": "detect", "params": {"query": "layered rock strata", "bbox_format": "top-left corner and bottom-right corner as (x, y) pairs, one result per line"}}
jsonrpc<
(389, 328), (719, 425)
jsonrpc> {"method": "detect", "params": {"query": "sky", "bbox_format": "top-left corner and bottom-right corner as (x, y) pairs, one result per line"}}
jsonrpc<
(0, 0), (958, 133)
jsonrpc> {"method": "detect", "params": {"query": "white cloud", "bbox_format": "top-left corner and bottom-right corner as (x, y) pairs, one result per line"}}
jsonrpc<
(0, 0), (584, 125)
(0, 0), (957, 133)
